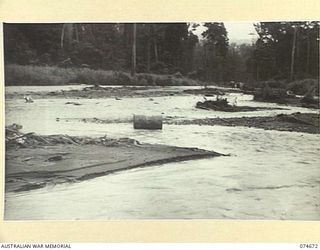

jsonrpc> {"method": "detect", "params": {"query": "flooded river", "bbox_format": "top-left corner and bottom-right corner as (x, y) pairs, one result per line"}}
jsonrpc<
(4, 86), (320, 220)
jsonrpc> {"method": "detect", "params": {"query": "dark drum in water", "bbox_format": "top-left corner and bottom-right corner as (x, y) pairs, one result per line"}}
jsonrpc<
(133, 115), (163, 130)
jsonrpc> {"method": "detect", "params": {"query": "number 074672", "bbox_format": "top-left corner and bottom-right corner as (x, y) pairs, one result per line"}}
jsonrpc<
(300, 244), (319, 248)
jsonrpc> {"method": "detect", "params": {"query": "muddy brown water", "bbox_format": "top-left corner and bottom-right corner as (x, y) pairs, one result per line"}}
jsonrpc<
(4, 85), (320, 220)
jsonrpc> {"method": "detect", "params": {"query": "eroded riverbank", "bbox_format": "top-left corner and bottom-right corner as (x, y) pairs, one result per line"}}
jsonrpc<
(168, 112), (320, 134)
(6, 127), (222, 193)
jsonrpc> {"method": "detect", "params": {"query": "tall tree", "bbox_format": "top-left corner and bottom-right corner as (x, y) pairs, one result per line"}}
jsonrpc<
(163, 23), (189, 68)
(202, 22), (229, 81)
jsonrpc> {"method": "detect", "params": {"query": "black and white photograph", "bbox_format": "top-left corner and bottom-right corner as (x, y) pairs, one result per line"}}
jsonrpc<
(3, 21), (319, 221)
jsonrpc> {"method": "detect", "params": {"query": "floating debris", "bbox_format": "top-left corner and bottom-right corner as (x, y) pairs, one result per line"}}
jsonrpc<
(23, 96), (34, 103)
(65, 102), (82, 105)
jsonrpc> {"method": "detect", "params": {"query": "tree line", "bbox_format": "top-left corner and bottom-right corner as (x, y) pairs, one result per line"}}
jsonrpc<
(4, 22), (319, 83)
(252, 21), (319, 82)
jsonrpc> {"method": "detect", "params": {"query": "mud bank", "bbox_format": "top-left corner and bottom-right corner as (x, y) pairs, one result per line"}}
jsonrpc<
(6, 131), (223, 193)
(183, 87), (228, 96)
(5, 85), (185, 99)
(169, 113), (319, 134)
(5, 85), (243, 100)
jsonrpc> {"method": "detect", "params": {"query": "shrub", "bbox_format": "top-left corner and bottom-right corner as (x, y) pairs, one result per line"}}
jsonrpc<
(254, 84), (288, 103)
(187, 70), (198, 79)
(139, 79), (148, 86)
(173, 72), (183, 78)
(155, 77), (167, 86)
(138, 74), (155, 85)
(287, 79), (319, 96)
(180, 80), (191, 86)
(112, 71), (132, 85)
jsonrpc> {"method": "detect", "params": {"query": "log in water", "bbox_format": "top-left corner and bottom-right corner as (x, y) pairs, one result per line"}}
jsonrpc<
(133, 115), (163, 130)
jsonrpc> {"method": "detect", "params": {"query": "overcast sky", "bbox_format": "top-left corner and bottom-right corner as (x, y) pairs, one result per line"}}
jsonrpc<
(194, 22), (259, 44)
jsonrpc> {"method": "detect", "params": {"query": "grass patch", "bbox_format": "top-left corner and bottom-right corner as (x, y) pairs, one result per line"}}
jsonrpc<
(5, 64), (199, 86)
(5, 64), (78, 86)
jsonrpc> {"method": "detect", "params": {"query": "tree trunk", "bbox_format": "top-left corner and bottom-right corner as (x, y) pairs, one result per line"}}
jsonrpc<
(147, 40), (151, 72)
(61, 24), (74, 50)
(203, 45), (207, 81)
(204, 44), (210, 82)
(131, 23), (137, 77)
(296, 28), (300, 74)
(124, 23), (132, 69)
(65, 24), (73, 44)
(60, 24), (66, 49)
(306, 31), (310, 74)
(290, 26), (297, 81)
(74, 24), (79, 42)
(154, 39), (158, 62)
